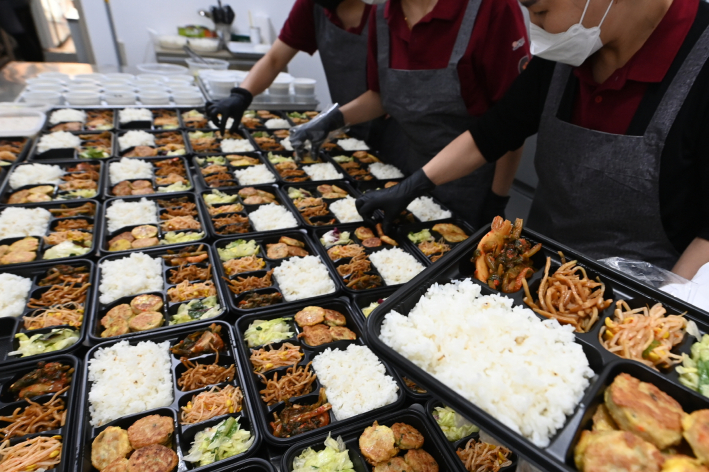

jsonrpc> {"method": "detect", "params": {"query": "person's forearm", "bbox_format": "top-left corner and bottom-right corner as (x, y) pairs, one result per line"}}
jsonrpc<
(491, 146), (524, 196)
(340, 90), (386, 126)
(422, 131), (488, 185)
(240, 39), (297, 97)
(673, 237), (709, 279)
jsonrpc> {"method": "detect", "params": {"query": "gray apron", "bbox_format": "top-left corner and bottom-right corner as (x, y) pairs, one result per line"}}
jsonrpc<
(528, 25), (709, 269)
(376, 0), (495, 227)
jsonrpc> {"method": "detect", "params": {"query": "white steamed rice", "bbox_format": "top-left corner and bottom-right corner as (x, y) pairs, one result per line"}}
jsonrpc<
(249, 203), (298, 231)
(109, 157), (154, 185)
(50, 108), (86, 124)
(119, 130), (155, 150)
(221, 139), (255, 153)
(0, 273), (32, 318)
(338, 138), (369, 151)
(37, 131), (81, 154)
(379, 279), (594, 447)
(273, 255), (336, 301)
(406, 196), (452, 222)
(9, 163), (64, 189)
(106, 198), (158, 232)
(99, 252), (164, 304)
(312, 344), (398, 420)
(208, 117), (234, 130)
(119, 108), (153, 123)
(329, 196), (363, 223)
(265, 118), (290, 129)
(303, 163), (343, 181)
(88, 340), (173, 426)
(369, 162), (404, 179)
(233, 164), (276, 185)
(369, 248), (425, 285)
(0, 207), (52, 238)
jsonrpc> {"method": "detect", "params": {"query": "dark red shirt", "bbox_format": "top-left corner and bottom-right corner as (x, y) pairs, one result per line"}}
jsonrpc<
(279, 0), (372, 55)
(366, 0), (530, 116)
(571, 0), (697, 133)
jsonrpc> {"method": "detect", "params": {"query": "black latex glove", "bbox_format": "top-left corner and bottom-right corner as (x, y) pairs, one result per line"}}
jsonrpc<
(289, 105), (345, 159)
(356, 169), (436, 233)
(479, 188), (511, 226)
(205, 87), (253, 136)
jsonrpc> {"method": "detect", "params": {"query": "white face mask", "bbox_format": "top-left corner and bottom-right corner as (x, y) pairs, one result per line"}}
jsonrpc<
(361, 0), (387, 4)
(530, 0), (613, 67)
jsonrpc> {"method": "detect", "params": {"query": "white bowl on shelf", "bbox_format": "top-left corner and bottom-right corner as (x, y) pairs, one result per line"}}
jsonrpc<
(26, 78), (63, 86)
(137, 63), (189, 76)
(208, 77), (237, 95)
(172, 91), (204, 106)
(185, 58), (229, 76)
(65, 91), (101, 106)
(103, 78), (133, 87)
(28, 84), (65, 93)
(105, 90), (137, 105)
(268, 83), (291, 96)
(293, 78), (316, 96)
(68, 84), (102, 93)
(75, 73), (106, 82)
(105, 73), (136, 81)
(188, 38), (219, 53)
(166, 75), (194, 84)
(139, 91), (171, 105)
(24, 91), (62, 105)
(104, 85), (136, 93)
(37, 72), (69, 83)
(159, 35), (188, 50)
(137, 74), (166, 82)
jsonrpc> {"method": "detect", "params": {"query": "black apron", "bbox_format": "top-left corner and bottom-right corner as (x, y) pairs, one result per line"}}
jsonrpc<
(528, 25), (709, 269)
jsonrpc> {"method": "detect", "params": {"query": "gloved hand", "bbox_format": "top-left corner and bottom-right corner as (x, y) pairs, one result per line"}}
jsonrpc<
(289, 105), (345, 159)
(479, 188), (511, 226)
(356, 169), (436, 233)
(205, 87), (253, 136)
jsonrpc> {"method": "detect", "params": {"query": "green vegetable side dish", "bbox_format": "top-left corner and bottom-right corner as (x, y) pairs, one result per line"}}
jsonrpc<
(205, 190), (239, 205)
(10, 329), (79, 357)
(80, 147), (109, 159)
(189, 131), (214, 140)
(252, 131), (269, 138)
(197, 156), (227, 166)
(58, 189), (97, 200)
(433, 406), (479, 442)
(183, 416), (254, 467)
(408, 229), (434, 244)
(288, 112), (308, 120)
(162, 231), (204, 244)
(158, 182), (192, 193)
(218, 240), (259, 261)
(678, 334), (709, 396)
(166, 148), (186, 156)
(320, 229), (352, 248)
(292, 434), (354, 472)
(332, 155), (353, 164)
(244, 317), (294, 347)
(43, 242), (91, 259)
(287, 187), (313, 200)
(171, 296), (221, 325)
(362, 298), (386, 318)
(183, 109), (204, 119)
(268, 152), (294, 164)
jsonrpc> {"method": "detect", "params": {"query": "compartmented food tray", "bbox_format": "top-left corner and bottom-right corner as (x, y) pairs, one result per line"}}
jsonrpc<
(280, 406), (458, 470)
(281, 180), (363, 228)
(365, 225), (709, 471)
(88, 243), (228, 344)
(115, 129), (187, 158)
(325, 150), (404, 183)
(235, 298), (406, 447)
(264, 151), (345, 184)
(0, 355), (81, 472)
(30, 131), (115, 160)
(104, 156), (194, 199)
(198, 185), (299, 239)
(211, 458), (275, 472)
(0, 136), (33, 165)
(0, 260), (94, 365)
(115, 108), (182, 130)
(75, 321), (261, 472)
(397, 217), (475, 265)
(213, 230), (339, 314)
(243, 128), (292, 153)
(99, 192), (208, 255)
(43, 108), (116, 133)
(0, 160), (105, 205)
(186, 129), (255, 156)
(241, 110), (295, 131)
(192, 153), (281, 190)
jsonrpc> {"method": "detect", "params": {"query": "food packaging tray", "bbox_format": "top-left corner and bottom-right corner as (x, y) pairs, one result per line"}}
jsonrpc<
(87, 243), (228, 345)
(213, 230), (341, 315)
(114, 129), (187, 158)
(197, 184), (299, 239)
(75, 321), (262, 472)
(192, 154), (284, 190)
(211, 458), (275, 471)
(280, 406), (459, 471)
(242, 128), (292, 154)
(115, 107), (182, 131)
(0, 136), (34, 164)
(280, 180), (362, 229)
(324, 150), (404, 184)
(42, 108), (117, 133)
(178, 108), (213, 131)
(185, 128), (254, 156)
(29, 131), (116, 161)
(0, 159), (106, 205)
(311, 221), (430, 297)
(365, 226), (709, 471)
(262, 150), (343, 184)
(396, 217), (475, 265)
(240, 110), (297, 132)
(0, 355), (82, 472)
(0, 260), (94, 366)
(98, 192), (209, 256)
(234, 297), (406, 447)
(103, 155), (195, 199)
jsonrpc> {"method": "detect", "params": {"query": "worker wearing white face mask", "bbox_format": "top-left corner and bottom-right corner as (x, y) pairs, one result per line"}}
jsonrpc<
(356, 0), (709, 281)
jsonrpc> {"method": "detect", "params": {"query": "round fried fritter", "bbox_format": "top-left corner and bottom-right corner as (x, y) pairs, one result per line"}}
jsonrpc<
(103, 458), (129, 472)
(683, 410), (709, 465)
(128, 415), (174, 449)
(294, 306), (325, 327)
(330, 326), (356, 341)
(102, 304), (133, 327)
(373, 457), (413, 472)
(92, 426), (133, 470)
(323, 309), (346, 327)
(128, 312), (163, 332)
(127, 444), (178, 472)
(101, 318), (130, 338)
(391, 423), (424, 450)
(404, 448), (438, 472)
(131, 294), (163, 314)
(360, 421), (398, 465)
(574, 430), (663, 472)
(298, 324), (332, 346)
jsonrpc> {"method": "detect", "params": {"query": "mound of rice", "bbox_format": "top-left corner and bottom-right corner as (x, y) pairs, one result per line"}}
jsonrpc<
(99, 252), (164, 304)
(369, 248), (425, 285)
(208, 117), (234, 130)
(88, 340), (173, 426)
(106, 198), (158, 232)
(312, 344), (398, 420)
(337, 138), (369, 151)
(369, 162), (404, 179)
(37, 131), (81, 154)
(303, 163), (343, 181)
(406, 196), (452, 222)
(221, 139), (255, 153)
(119, 108), (153, 123)
(329, 196), (363, 223)
(379, 279), (593, 447)
(109, 157), (153, 185)
(0, 273), (32, 318)
(119, 130), (155, 150)
(9, 163), (64, 189)
(0, 207), (52, 238)
(233, 164), (276, 185)
(265, 118), (290, 129)
(50, 108), (86, 124)
(273, 255), (336, 301)
(249, 203), (298, 231)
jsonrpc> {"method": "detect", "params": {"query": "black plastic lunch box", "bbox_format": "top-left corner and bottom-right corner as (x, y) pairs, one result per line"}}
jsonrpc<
(0, 136), (34, 164)
(280, 180), (363, 230)
(29, 131), (116, 161)
(102, 155), (195, 199)
(42, 108), (117, 133)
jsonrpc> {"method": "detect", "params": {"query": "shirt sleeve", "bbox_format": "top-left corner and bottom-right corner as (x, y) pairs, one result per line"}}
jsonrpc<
(366, 6), (380, 92)
(278, 0), (319, 55)
(469, 57), (556, 162)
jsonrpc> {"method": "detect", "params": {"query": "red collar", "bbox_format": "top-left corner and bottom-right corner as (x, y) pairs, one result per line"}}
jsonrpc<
(384, 0), (464, 42)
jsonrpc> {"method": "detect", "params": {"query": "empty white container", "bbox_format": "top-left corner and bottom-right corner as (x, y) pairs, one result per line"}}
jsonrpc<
(75, 73), (106, 82)
(37, 72), (69, 83)
(172, 91), (204, 106)
(65, 91), (101, 106)
(105, 73), (136, 81)
(137, 63), (189, 76)
(105, 91), (137, 106)
(28, 84), (65, 93)
(24, 91), (62, 105)
(293, 78), (316, 96)
(139, 91), (171, 105)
